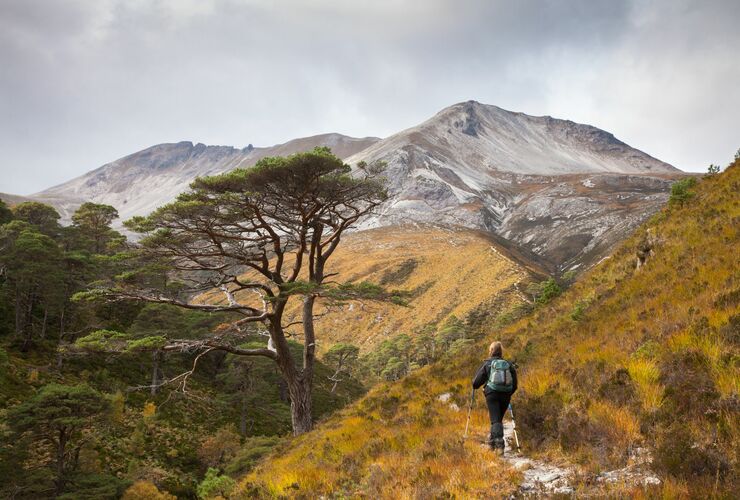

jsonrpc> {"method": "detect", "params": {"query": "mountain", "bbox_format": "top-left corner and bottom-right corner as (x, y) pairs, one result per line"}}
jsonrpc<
(0, 192), (34, 207)
(348, 101), (681, 271)
(350, 101), (675, 177)
(238, 158), (738, 498)
(29, 133), (379, 222)
(17, 100), (683, 272)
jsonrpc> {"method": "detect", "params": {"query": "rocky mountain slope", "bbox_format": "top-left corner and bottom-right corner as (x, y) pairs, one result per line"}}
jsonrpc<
(28, 133), (379, 223)
(11, 100), (683, 272)
(349, 101), (681, 271)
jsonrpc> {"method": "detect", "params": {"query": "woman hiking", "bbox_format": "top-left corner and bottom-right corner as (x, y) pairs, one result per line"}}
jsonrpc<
(472, 341), (517, 454)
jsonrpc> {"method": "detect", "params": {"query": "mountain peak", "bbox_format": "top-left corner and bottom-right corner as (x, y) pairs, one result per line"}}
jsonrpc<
(351, 100), (676, 176)
(344, 101), (680, 270)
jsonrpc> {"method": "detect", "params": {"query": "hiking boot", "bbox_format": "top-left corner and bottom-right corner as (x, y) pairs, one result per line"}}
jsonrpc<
(493, 437), (505, 455)
(486, 433), (496, 450)
(489, 423), (505, 453)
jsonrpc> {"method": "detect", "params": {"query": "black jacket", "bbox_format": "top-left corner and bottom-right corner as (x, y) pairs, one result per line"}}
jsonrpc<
(472, 357), (518, 395)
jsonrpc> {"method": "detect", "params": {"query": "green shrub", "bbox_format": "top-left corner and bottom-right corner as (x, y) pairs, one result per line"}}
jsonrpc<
(570, 300), (589, 321)
(224, 436), (281, 476)
(669, 178), (697, 206)
(196, 468), (236, 499)
(535, 278), (562, 305)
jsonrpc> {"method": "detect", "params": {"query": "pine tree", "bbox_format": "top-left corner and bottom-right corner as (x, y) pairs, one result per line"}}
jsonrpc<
(7, 384), (108, 496)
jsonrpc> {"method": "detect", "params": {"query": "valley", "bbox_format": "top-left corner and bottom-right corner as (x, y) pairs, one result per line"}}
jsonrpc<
(0, 102), (735, 499)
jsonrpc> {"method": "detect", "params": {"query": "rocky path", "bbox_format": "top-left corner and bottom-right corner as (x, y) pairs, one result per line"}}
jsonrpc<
(502, 420), (576, 496)
(502, 420), (661, 497)
(438, 393), (660, 497)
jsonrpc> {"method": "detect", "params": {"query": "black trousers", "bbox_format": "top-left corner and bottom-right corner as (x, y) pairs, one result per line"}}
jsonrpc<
(485, 391), (511, 444)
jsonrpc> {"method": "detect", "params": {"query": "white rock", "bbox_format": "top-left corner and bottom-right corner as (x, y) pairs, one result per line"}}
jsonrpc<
(437, 393), (452, 403)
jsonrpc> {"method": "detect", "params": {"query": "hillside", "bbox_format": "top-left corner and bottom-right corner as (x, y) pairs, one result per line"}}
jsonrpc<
(198, 226), (539, 355)
(0, 192), (34, 206)
(239, 160), (738, 497)
(301, 226), (537, 353)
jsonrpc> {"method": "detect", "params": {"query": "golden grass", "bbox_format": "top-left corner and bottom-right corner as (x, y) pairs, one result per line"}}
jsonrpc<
(572, 338), (625, 366)
(588, 400), (641, 446)
(659, 477), (691, 499)
(519, 367), (557, 397)
(627, 358), (664, 412)
(198, 226), (534, 355)
(239, 163), (740, 497)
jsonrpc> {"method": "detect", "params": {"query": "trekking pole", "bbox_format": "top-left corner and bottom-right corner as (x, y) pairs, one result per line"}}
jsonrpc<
(508, 403), (521, 452)
(463, 388), (475, 438)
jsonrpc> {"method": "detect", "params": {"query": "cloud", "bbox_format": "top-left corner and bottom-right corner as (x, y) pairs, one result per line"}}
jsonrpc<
(0, 0), (737, 194)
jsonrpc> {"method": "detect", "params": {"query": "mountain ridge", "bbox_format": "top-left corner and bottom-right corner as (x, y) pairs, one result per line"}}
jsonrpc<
(6, 100), (683, 272)
(26, 133), (379, 222)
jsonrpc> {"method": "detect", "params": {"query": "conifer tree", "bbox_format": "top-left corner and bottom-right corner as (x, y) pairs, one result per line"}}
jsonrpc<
(80, 148), (389, 434)
(8, 384), (108, 496)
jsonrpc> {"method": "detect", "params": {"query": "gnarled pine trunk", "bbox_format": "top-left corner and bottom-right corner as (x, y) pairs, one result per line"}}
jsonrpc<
(287, 378), (313, 435)
(272, 294), (318, 435)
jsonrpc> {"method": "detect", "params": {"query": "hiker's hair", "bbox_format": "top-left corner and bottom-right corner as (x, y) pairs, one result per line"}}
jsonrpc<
(489, 341), (503, 358)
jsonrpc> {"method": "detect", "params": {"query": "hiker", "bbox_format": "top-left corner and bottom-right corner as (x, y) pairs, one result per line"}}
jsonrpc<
(472, 341), (517, 453)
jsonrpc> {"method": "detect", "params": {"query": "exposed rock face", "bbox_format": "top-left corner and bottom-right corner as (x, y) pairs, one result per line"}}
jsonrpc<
(30, 133), (379, 223)
(16, 100), (682, 273)
(348, 101), (679, 271)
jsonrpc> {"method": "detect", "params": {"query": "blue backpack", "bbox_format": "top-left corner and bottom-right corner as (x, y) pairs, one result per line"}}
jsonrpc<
(486, 359), (513, 393)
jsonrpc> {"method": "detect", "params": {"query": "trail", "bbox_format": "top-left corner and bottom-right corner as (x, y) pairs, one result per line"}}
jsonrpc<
(439, 393), (661, 496)
(502, 420), (575, 496)
(501, 419), (661, 496)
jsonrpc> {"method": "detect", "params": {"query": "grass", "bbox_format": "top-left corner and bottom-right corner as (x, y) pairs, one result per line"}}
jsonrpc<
(198, 226), (536, 355)
(240, 160), (739, 497)
(587, 400), (640, 447)
(627, 357), (664, 412)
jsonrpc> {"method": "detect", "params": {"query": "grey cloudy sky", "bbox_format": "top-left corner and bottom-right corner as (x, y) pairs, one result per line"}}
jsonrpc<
(1, 0), (738, 194)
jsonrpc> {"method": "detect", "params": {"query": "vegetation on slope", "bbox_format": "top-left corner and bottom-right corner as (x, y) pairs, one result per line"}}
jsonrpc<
(241, 160), (738, 497)
(0, 193), (536, 498)
(195, 225), (537, 355)
(0, 197), (364, 497)
(288, 226), (537, 353)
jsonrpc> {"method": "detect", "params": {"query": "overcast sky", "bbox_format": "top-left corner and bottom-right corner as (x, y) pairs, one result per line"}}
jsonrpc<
(1, 0), (738, 194)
